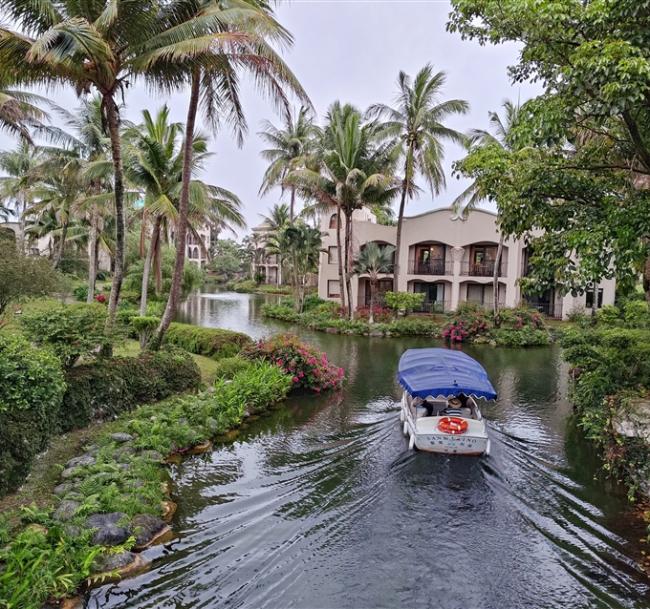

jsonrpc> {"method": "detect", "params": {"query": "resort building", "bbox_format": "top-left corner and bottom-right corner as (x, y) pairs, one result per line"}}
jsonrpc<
(249, 220), (282, 285)
(185, 224), (212, 268)
(317, 207), (616, 320)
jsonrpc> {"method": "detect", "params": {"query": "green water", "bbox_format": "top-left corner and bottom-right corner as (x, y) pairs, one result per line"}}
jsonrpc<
(88, 291), (650, 609)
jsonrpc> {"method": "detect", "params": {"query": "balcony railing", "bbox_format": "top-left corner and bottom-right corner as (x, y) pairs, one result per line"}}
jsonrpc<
(408, 259), (452, 275)
(527, 301), (563, 319)
(460, 261), (507, 277)
(412, 299), (451, 314)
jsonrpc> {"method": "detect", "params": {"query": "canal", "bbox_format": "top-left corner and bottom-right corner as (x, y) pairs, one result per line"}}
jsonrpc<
(89, 291), (650, 609)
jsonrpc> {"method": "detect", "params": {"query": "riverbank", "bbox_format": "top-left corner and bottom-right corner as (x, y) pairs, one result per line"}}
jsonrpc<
(224, 279), (293, 295)
(262, 299), (553, 346)
(0, 333), (343, 609)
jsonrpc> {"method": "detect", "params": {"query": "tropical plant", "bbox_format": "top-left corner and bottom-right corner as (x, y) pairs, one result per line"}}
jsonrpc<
(0, 84), (49, 142)
(259, 106), (317, 220)
(452, 99), (521, 319)
(354, 242), (395, 322)
(367, 65), (468, 291)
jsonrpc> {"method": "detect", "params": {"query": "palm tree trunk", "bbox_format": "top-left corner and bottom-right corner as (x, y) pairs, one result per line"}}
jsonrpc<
(140, 215), (161, 315)
(344, 210), (353, 319)
(336, 203), (346, 312)
(87, 211), (98, 303)
(644, 252), (650, 303)
(105, 94), (126, 330)
(290, 186), (296, 223)
(150, 69), (200, 349)
(493, 232), (505, 322)
(393, 178), (409, 292)
(53, 220), (68, 269)
(369, 277), (376, 324)
(19, 196), (27, 254)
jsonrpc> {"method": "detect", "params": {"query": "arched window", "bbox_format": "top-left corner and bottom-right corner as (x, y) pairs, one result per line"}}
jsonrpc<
(329, 213), (339, 229)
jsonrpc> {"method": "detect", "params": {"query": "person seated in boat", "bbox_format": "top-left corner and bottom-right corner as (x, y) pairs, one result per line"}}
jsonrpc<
(446, 395), (472, 418)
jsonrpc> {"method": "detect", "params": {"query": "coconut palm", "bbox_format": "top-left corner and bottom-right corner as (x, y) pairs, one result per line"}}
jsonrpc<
(367, 64), (468, 291)
(289, 103), (399, 317)
(138, 0), (309, 349)
(452, 99), (521, 318)
(354, 242), (396, 323)
(0, 86), (49, 142)
(259, 106), (317, 221)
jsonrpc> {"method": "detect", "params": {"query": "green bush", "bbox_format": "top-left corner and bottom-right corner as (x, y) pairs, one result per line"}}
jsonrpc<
(623, 300), (650, 328)
(493, 327), (551, 347)
(213, 356), (253, 380)
(213, 361), (292, 415)
(389, 317), (440, 336)
(61, 348), (200, 431)
(164, 322), (252, 358)
(0, 335), (66, 496)
(230, 279), (257, 293)
(596, 304), (621, 325)
(130, 315), (160, 346)
(21, 303), (112, 369)
(261, 303), (300, 322)
(73, 285), (88, 301)
(384, 291), (425, 314)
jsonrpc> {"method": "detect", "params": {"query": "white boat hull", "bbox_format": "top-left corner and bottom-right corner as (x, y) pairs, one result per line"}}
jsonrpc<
(401, 393), (490, 456)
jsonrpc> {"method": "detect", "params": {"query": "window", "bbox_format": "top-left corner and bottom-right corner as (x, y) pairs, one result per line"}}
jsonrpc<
(467, 284), (485, 304)
(328, 246), (338, 264)
(327, 280), (340, 297)
(329, 213), (339, 229)
(585, 287), (604, 309)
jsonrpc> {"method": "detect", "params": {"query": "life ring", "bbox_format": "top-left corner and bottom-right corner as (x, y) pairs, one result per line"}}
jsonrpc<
(437, 416), (468, 435)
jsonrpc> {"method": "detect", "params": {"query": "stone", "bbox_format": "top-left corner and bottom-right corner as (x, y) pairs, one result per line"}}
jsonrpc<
(114, 445), (136, 461)
(90, 552), (149, 584)
(161, 500), (177, 521)
(325, 327), (339, 334)
(60, 466), (81, 480)
(109, 432), (133, 443)
(62, 492), (84, 502)
(369, 330), (384, 337)
(132, 514), (169, 548)
(140, 449), (164, 462)
(53, 481), (75, 497)
(53, 500), (80, 522)
(86, 512), (131, 546)
(65, 453), (96, 469)
(612, 398), (650, 441)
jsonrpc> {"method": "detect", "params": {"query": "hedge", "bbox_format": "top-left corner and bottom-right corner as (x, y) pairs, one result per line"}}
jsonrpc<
(61, 348), (201, 431)
(0, 335), (67, 496)
(164, 322), (252, 358)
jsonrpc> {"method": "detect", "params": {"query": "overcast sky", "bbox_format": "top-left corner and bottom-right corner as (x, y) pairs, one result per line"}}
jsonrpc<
(0, 1), (541, 239)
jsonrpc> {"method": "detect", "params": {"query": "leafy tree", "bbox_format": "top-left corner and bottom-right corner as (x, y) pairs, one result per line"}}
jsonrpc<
(448, 0), (650, 301)
(367, 65), (468, 290)
(0, 242), (60, 320)
(259, 106), (317, 221)
(208, 239), (247, 281)
(354, 242), (395, 323)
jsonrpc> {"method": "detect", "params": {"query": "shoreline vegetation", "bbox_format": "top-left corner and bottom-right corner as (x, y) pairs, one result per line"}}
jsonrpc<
(261, 296), (553, 346)
(0, 299), (343, 609)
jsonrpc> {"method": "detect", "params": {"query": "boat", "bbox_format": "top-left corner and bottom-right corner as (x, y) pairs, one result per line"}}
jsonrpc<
(397, 348), (497, 456)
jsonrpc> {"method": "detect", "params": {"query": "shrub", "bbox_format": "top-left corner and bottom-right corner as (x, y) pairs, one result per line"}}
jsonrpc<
(213, 356), (253, 380)
(442, 304), (490, 343)
(261, 303), (300, 323)
(0, 335), (66, 496)
(21, 303), (112, 369)
(213, 361), (292, 416)
(302, 293), (327, 311)
(496, 306), (545, 330)
(130, 315), (160, 346)
(597, 304), (621, 325)
(243, 334), (344, 393)
(61, 348), (200, 431)
(355, 305), (393, 323)
(493, 327), (551, 347)
(164, 322), (252, 358)
(623, 300), (650, 328)
(73, 285), (88, 301)
(230, 279), (257, 293)
(384, 291), (425, 315)
(390, 317), (440, 336)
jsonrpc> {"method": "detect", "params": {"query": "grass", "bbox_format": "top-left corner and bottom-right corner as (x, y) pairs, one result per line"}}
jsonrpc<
(115, 339), (221, 384)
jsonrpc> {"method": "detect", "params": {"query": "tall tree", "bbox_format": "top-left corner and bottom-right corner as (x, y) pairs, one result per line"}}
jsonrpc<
(367, 65), (468, 291)
(452, 100), (521, 318)
(0, 84), (49, 142)
(142, 0), (309, 349)
(354, 242), (396, 323)
(258, 106), (316, 221)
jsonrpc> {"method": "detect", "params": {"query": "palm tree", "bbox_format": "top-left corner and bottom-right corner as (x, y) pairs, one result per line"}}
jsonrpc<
(124, 105), (244, 315)
(289, 103), (398, 317)
(452, 100), (521, 319)
(367, 64), (468, 291)
(354, 242), (396, 323)
(140, 0), (309, 349)
(259, 106), (316, 221)
(0, 85), (49, 142)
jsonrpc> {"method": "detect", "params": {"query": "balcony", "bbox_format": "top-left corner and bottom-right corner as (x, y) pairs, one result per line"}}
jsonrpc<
(460, 260), (507, 277)
(527, 301), (563, 320)
(408, 259), (452, 276)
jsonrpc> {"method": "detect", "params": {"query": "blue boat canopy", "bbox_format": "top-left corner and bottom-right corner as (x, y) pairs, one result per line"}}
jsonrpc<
(397, 348), (497, 401)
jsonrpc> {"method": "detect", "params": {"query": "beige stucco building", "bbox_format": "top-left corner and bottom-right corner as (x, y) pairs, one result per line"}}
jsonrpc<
(317, 207), (616, 319)
(249, 220), (282, 285)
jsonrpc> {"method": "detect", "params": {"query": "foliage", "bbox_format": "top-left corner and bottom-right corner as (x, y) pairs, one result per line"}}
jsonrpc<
(61, 348), (200, 432)
(495, 306), (545, 330)
(207, 239), (247, 281)
(212, 356), (253, 381)
(130, 315), (161, 347)
(384, 291), (425, 314)
(0, 335), (66, 496)
(73, 285), (89, 302)
(492, 327), (551, 347)
(213, 361), (292, 416)
(261, 303), (301, 323)
(20, 303), (112, 369)
(243, 334), (344, 393)
(596, 305), (622, 325)
(229, 279), (258, 293)
(0, 242), (60, 318)
(164, 322), (252, 358)
(623, 301), (650, 328)
(441, 304), (490, 343)
(355, 305), (393, 323)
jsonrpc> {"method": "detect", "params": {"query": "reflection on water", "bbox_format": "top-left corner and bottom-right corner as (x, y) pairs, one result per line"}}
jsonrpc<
(89, 291), (650, 609)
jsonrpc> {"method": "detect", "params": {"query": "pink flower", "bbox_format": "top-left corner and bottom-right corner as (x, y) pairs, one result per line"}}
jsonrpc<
(292, 376), (300, 384)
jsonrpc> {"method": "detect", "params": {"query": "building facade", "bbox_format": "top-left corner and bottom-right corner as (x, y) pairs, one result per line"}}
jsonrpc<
(185, 225), (212, 268)
(249, 221), (282, 285)
(317, 207), (616, 319)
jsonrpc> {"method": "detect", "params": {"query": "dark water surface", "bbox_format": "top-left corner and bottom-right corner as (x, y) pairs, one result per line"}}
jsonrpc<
(89, 291), (650, 609)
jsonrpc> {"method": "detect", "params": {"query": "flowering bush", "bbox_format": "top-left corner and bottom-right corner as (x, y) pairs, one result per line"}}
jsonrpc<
(355, 305), (392, 323)
(94, 293), (106, 303)
(496, 306), (545, 330)
(243, 334), (344, 393)
(442, 303), (490, 343)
